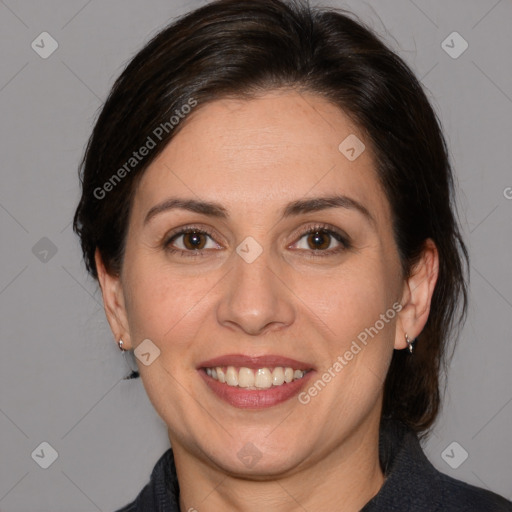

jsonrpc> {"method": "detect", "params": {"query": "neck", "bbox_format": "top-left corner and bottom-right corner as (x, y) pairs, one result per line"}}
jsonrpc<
(172, 413), (385, 512)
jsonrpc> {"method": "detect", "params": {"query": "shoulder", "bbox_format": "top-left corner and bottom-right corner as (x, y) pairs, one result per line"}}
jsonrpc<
(368, 461), (512, 512)
(114, 502), (137, 512)
(112, 448), (178, 512)
(362, 418), (512, 511)
(435, 470), (512, 511)
(112, 479), (154, 512)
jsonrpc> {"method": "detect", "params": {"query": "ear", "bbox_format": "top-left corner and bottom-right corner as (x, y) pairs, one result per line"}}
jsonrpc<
(395, 238), (439, 350)
(95, 248), (132, 350)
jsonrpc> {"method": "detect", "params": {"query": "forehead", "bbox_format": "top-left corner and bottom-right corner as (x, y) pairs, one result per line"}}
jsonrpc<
(134, 90), (391, 229)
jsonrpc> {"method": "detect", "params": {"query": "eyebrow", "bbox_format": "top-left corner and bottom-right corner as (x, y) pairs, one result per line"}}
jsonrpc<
(143, 194), (376, 228)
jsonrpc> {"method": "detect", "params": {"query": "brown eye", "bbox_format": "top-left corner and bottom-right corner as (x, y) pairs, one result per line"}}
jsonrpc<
(182, 231), (207, 250)
(307, 231), (331, 250)
(164, 227), (221, 257)
(291, 225), (351, 257)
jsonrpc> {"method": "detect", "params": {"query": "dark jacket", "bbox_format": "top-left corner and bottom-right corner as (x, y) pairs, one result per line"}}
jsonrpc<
(115, 418), (512, 511)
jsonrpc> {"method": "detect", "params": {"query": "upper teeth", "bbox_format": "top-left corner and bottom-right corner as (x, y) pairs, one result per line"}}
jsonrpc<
(205, 366), (307, 389)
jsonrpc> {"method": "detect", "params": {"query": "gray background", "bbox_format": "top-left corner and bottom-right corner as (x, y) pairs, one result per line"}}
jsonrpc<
(1, 0), (511, 510)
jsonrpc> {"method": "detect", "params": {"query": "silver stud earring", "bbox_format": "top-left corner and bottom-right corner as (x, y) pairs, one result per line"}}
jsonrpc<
(118, 339), (126, 351)
(405, 333), (415, 354)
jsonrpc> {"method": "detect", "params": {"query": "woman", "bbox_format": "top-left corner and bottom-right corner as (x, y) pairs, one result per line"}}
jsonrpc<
(73, 0), (512, 510)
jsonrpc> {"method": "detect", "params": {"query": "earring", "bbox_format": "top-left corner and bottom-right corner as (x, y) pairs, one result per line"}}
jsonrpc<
(118, 339), (139, 380)
(405, 333), (415, 354)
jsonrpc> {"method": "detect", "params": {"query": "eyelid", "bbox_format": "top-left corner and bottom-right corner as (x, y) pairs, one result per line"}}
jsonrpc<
(164, 224), (222, 246)
(162, 227), (220, 259)
(288, 222), (351, 254)
(289, 222), (349, 243)
(163, 222), (351, 257)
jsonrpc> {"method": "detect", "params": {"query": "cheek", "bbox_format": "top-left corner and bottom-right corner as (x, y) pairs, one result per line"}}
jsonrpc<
(300, 258), (394, 339)
(122, 253), (178, 340)
(123, 256), (216, 346)
(121, 261), (206, 409)
(301, 256), (398, 394)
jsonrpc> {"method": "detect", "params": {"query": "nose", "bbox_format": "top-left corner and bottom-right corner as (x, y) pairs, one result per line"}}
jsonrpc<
(216, 242), (296, 336)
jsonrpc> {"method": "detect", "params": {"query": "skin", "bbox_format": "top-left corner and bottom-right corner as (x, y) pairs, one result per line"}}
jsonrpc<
(96, 89), (439, 511)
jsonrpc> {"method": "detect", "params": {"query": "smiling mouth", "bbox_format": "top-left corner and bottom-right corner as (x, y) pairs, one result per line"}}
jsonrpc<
(202, 365), (311, 390)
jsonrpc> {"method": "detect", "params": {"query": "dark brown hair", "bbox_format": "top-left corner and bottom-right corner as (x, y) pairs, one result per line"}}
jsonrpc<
(73, 0), (469, 437)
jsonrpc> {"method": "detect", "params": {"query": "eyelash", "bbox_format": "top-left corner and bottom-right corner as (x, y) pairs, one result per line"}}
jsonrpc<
(163, 223), (351, 258)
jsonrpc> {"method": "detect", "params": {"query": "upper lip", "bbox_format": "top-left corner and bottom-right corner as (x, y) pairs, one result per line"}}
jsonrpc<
(198, 354), (315, 371)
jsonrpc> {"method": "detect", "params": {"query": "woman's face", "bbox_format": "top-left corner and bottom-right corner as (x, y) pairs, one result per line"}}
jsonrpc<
(105, 90), (412, 475)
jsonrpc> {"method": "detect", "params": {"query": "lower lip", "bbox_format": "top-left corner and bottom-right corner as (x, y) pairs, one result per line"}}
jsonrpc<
(199, 369), (315, 409)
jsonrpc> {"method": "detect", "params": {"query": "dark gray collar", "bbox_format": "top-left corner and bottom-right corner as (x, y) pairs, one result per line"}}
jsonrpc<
(130, 417), (511, 511)
(141, 417), (440, 511)
(361, 417), (443, 511)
